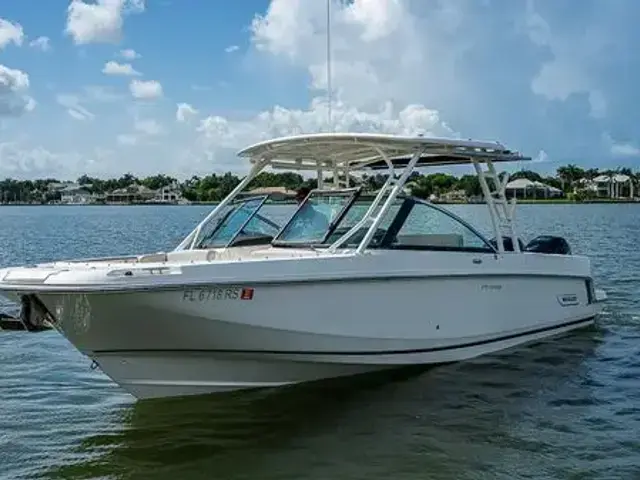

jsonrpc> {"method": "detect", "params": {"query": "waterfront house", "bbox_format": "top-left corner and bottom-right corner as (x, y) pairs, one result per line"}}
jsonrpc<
(245, 186), (297, 200)
(152, 182), (183, 203)
(591, 174), (634, 199)
(59, 184), (95, 204)
(505, 178), (563, 199)
(106, 184), (156, 204)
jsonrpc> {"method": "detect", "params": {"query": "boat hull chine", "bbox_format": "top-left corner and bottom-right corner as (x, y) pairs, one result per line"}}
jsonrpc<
(92, 352), (393, 400)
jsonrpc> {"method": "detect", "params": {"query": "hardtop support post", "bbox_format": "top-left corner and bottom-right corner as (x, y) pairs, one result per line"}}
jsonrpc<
(317, 167), (324, 189)
(472, 157), (520, 254)
(354, 147), (426, 255)
(473, 159), (503, 253)
(327, 146), (397, 253)
(174, 157), (269, 251)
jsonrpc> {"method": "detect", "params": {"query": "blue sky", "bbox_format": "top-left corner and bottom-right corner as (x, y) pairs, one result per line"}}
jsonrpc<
(0, 0), (639, 180)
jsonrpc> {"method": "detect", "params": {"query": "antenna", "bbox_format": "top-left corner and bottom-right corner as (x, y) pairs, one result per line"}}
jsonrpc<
(326, 0), (332, 132)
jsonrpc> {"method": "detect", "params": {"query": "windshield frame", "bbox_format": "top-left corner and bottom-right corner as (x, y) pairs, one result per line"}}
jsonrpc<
(270, 187), (362, 248)
(226, 199), (283, 247)
(193, 194), (281, 249)
(379, 197), (497, 253)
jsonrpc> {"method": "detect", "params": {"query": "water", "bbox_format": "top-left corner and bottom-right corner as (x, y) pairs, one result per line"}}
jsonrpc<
(0, 204), (638, 479)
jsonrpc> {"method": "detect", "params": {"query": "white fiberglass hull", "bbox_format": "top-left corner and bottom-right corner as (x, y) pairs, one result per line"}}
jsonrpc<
(0, 249), (604, 400)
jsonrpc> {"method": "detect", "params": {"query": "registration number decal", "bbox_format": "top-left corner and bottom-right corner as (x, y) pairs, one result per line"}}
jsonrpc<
(182, 287), (254, 302)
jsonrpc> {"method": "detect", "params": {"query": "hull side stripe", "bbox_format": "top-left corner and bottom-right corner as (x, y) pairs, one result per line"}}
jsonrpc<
(93, 315), (595, 357)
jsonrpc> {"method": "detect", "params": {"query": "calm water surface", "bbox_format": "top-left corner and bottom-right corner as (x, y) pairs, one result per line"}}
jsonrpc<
(0, 204), (638, 480)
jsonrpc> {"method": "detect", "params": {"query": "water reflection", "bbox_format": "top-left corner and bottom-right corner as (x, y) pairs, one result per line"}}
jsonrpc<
(43, 327), (604, 480)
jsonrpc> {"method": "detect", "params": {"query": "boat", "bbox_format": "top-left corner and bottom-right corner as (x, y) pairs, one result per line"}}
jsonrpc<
(0, 132), (607, 400)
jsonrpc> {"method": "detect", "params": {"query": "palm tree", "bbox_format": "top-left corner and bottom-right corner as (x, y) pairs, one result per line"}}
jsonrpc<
(556, 164), (584, 192)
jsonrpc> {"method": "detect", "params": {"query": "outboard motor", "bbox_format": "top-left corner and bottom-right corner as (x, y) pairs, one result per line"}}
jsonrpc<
(524, 235), (572, 255)
(489, 236), (525, 252)
(19, 294), (54, 332)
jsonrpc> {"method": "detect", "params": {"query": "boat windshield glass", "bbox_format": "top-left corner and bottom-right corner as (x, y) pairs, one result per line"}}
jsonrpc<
(273, 190), (494, 252)
(193, 196), (282, 249)
(273, 190), (401, 247)
(322, 195), (402, 247)
(388, 200), (493, 252)
(273, 190), (357, 244)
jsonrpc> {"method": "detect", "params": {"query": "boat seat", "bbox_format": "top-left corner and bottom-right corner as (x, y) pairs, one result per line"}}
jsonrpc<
(395, 233), (463, 248)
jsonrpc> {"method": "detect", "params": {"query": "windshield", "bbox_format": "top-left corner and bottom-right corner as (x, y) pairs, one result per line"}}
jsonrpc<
(273, 190), (401, 247)
(272, 190), (493, 252)
(274, 190), (356, 244)
(323, 196), (402, 247)
(194, 196), (283, 249)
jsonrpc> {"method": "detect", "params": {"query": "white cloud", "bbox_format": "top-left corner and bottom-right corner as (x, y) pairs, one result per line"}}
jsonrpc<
(225, 45), (239, 53)
(0, 141), (108, 179)
(83, 85), (124, 102)
(129, 79), (163, 99)
(176, 103), (198, 123)
(113, 118), (163, 151)
(0, 64), (35, 117)
(602, 133), (640, 158)
(117, 134), (138, 146)
(611, 143), (640, 157)
(0, 19), (23, 49)
(247, 0), (634, 167)
(28, 36), (51, 52)
(134, 118), (163, 135)
(525, 0), (608, 118)
(67, 109), (89, 121)
(13, 95), (454, 179)
(66, 0), (145, 45)
(532, 150), (549, 163)
(0, 142), (64, 177)
(111, 116), (166, 153)
(588, 91), (607, 119)
(195, 98), (454, 157)
(24, 97), (37, 112)
(102, 60), (141, 76)
(56, 94), (94, 121)
(249, 0), (453, 110)
(119, 48), (140, 59)
(0, 65), (29, 91)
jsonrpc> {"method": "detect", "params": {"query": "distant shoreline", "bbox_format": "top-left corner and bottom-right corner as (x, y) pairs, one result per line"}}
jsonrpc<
(1, 198), (639, 207)
(0, 202), (218, 207)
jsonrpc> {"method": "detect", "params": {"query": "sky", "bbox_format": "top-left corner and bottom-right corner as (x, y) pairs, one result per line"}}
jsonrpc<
(0, 0), (639, 181)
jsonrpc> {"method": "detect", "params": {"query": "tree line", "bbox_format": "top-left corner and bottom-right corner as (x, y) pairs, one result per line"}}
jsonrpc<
(0, 164), (636, 203)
